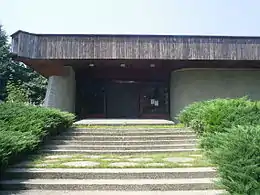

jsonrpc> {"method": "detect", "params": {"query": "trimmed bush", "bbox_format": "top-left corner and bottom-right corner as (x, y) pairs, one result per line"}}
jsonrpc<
(207, 126), (260, 195)
(177, 100), (212, 128)
(0, 102), (75, 170)
(0, 131), (38, 168)
(178, 97), (260, 136)
(178, 98), (260, 194)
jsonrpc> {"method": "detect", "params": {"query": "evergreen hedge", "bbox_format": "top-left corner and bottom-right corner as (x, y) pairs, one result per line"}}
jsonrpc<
(177, 97), (260, 194)
(178, 97), (260, 135)
(0, 102), (75, 171)
(208, 126), (260, 195)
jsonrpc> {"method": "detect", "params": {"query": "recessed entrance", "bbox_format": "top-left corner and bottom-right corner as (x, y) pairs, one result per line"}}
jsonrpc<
(76, 79), (169, 119)
(75, 64), (170, 119)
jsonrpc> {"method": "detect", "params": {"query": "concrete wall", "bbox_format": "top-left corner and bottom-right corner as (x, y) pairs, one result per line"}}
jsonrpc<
(43, 66), (75, 113)
(170, 69), (260, 121)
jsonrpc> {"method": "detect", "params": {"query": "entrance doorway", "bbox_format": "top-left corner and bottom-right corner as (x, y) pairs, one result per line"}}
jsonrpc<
(106, 82), (139, 118)
(76, 78), (169, 119)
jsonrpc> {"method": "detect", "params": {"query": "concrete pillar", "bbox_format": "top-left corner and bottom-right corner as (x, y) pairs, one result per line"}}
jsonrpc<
(43, 66), (75, 113)
(170, 68), (260, 121)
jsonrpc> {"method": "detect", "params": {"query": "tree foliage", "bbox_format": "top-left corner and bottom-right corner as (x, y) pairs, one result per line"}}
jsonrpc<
(0, 25), (47, 104)
(6, 81), (29, 103)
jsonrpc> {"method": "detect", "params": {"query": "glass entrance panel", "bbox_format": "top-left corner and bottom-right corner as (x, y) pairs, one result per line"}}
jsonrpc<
(106, 82), (139, 118)
(76, 79), (105, 119)
(140, 83), (169, 116)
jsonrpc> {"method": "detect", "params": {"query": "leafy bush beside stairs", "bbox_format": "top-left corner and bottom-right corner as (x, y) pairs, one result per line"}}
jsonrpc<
(177, 97), (260, 195)
(0, 102), (75, 171)
(207, 126), (260, 195)
(178, 97), (260, 136)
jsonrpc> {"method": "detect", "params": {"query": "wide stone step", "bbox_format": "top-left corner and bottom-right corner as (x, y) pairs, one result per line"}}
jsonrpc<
(0, 190), (225, 195)
(2, 168), (216, 180)
(0, 178), (217, 191)
(48, 139), (198, 145)
(52, 135), (197, 141)
(69, 128), (193, 132)
(73, 127), (191, 131)
(63, 131), (195, 136)
(40, 148), (199, 154)
(43, 143), (197, 150)
(74, 119), (175, 126)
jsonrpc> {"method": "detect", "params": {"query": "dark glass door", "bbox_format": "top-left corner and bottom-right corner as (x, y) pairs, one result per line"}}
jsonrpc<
(76, 79), (105, 119)
(106, 82), (139, 118)
(139, 82), (169, 118)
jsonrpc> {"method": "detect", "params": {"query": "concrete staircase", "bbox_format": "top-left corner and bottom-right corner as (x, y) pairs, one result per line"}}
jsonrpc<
(41, 127), (199, 154)
(0, 126), (223, 194)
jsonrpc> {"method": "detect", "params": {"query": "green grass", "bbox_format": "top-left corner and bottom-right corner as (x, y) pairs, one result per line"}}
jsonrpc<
(13, 151), (212, 169)
(73, 124), (185, 129)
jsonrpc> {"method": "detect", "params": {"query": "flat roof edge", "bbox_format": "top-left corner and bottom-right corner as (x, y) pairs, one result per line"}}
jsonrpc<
(11, 30), (260, 39)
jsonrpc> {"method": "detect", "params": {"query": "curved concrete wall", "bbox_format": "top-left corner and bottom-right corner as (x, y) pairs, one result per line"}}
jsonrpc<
(170, 69), (260, 120)
(44, 66), (75, 113)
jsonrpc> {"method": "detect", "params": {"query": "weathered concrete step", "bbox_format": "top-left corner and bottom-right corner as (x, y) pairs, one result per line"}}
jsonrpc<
(0, 190), (225, 195)
(63, 131), (195, 136)
(70, 128), (192, 132)
(74, 127), (190, 131)
(43, 144), (197, 150)
(52, 135), (197, 141)
(0, 178), (217, 191)
(40, 148), (199, 154)
(2, 168), (216, 180)
(48, 139), (198, 145)
(74, 127), (189, 130)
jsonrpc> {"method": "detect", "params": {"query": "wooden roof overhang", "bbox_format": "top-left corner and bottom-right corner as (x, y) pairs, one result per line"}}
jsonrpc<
(11, 30), (260, 77)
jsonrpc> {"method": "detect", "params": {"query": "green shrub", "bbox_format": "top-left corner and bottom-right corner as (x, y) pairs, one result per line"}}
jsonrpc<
(178, 97), (260, 136)
(0, 102), (75, 170)
(0, 131), (39, 168)
(177, 100), (211, 127)
(178, 98), (260, 194)
(207, 126), (260, 195)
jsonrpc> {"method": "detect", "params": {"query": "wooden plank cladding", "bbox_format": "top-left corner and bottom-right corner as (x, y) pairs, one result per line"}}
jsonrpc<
(11, 30), (260, 60)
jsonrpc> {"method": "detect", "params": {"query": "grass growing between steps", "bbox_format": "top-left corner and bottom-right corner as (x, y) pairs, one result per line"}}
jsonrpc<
(12, 151), (212, 169)
(73, 124), (185, 129)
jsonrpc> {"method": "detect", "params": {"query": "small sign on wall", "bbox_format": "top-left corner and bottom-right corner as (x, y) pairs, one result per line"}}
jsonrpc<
(150, 99), (159, 106)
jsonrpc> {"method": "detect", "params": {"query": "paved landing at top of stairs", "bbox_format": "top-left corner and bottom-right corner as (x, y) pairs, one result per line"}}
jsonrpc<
(74, 119), (175, 125)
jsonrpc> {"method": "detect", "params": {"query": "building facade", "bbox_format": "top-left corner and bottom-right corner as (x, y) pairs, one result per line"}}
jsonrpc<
(11, 31), (260, 120)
